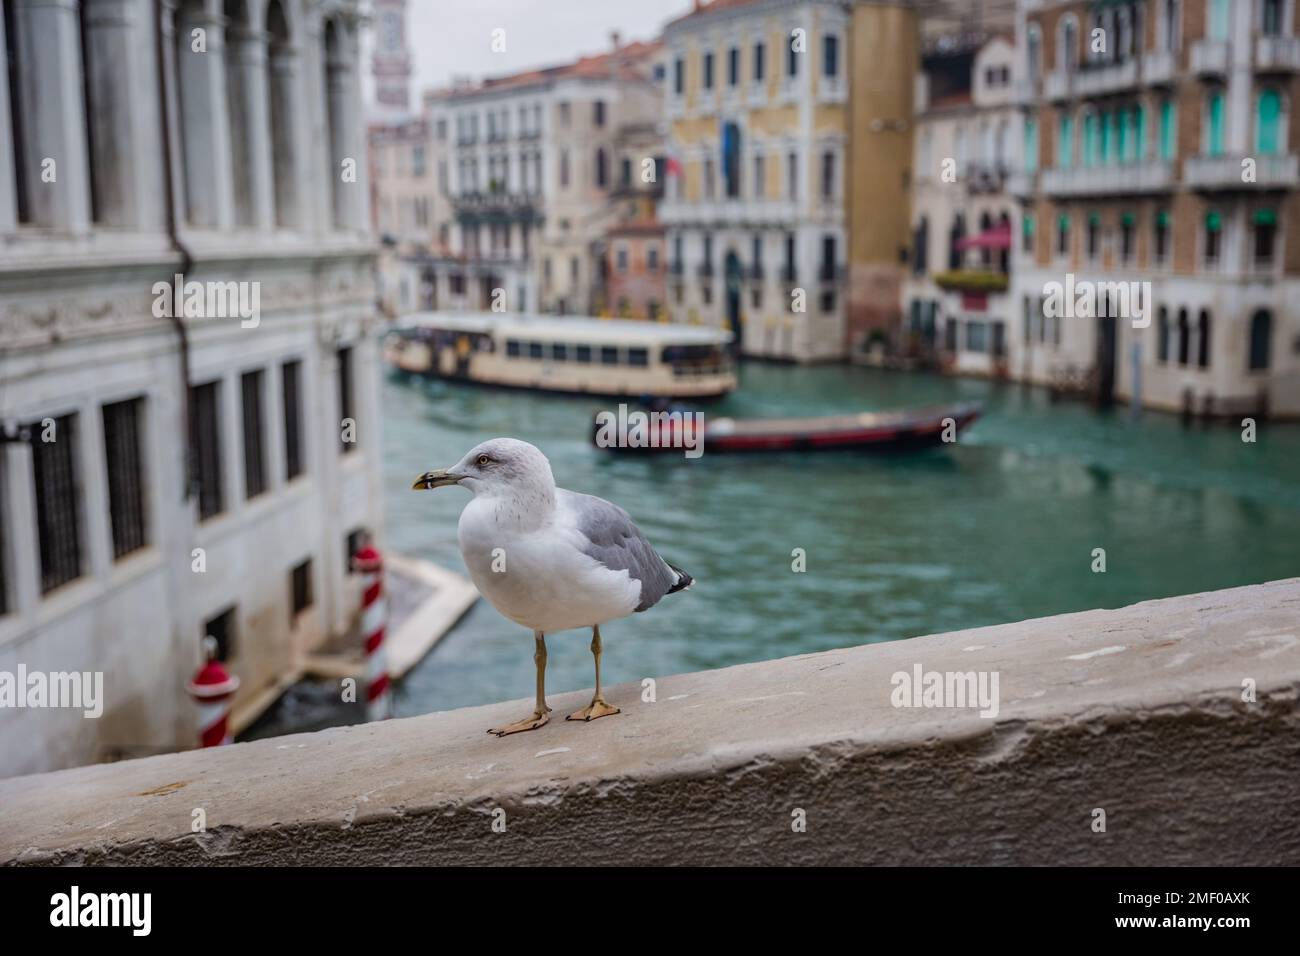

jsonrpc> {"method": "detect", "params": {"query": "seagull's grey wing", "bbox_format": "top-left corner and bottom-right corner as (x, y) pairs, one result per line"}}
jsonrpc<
(562, 490), (682, 612)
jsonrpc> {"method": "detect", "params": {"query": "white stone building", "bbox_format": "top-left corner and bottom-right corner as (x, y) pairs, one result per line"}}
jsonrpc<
(0, 0), (382, 778)
(905, 35), (1022, 378)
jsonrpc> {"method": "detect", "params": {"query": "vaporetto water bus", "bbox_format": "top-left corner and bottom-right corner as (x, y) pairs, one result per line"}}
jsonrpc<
(384, 312), (738, 401)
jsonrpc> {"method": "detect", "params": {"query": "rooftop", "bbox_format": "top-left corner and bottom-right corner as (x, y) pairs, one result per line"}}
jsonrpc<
(397, 312), (733, 345)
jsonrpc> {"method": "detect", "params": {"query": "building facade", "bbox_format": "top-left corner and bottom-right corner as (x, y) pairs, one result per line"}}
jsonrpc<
(905, 35), (1022, 377)
(1010, 0), (1300, 417)
(661, 0), (916, 362)
(369, 39), (664, 320)
(0, 0), (381, 777)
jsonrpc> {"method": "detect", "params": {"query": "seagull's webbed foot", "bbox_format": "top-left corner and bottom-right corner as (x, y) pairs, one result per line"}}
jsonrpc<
(487, 709), (550, 737)
(566, 697), (620, 722)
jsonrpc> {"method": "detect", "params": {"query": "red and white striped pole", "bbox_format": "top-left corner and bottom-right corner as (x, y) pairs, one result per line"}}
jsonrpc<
(353, 544), (390, 720)
(186, 637), (240, 748)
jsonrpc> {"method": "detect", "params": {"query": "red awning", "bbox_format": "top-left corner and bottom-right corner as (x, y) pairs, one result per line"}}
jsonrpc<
(955, 221), (1012, 251)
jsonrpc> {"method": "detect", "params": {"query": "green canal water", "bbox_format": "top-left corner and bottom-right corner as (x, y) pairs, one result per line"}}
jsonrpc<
(377, 361), (1300, 719)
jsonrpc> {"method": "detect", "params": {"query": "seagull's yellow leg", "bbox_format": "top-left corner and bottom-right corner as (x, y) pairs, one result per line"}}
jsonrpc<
(488, 631), (551, 736)
(567, 624), (621, 722)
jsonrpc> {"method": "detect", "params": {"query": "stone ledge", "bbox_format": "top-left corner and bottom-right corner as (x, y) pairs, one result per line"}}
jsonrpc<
(2, 579), (1298, 866)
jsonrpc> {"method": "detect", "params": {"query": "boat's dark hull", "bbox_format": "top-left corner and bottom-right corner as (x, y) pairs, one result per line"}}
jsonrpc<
(387, 366), (735, 403)
(593, 404), (982, 454)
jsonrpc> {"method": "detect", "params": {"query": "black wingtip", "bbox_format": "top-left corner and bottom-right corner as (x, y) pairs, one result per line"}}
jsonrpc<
(666, 563), (693, 595)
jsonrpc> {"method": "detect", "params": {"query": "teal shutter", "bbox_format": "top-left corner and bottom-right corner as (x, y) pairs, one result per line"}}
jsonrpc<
(1060, 115), (1073, 168)
(1025, 117), (1038, 172)
(1083, 113), (1096, 166)
(1257, 90), (1282, 155)
(1134, 106), (1146, 161)
(1208, 92), (1225, 156)
(1211, 0), (1231, 40)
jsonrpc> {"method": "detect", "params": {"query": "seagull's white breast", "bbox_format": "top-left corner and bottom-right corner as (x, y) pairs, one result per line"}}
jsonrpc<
(457, 497), (641, 633)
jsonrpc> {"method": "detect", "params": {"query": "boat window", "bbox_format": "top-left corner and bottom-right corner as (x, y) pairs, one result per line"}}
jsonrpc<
(506, 339), (522, 357)
(528, 342), (544, 359)
(575, 345), (593, 363)
(627, 347), (649, 367)
(600, 346), (620, 365)
(551, 343), (567, 361)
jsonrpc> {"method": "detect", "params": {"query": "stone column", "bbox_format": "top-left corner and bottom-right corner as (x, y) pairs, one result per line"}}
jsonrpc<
(226, 23), (275, 229)
(267, 43), (301, 228)
(176, 1), (235, 228)
(0, 6), (17, 231)
(14, 0), (93, 232)
(81, 0), (166, 229)
(325, 47), (352, 230)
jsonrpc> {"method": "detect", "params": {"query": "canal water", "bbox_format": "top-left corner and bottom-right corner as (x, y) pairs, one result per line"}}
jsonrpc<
(247, 359), (1300, 737)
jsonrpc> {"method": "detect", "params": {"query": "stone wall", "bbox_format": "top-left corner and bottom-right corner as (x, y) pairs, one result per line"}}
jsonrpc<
(2, 579), (1298, 865)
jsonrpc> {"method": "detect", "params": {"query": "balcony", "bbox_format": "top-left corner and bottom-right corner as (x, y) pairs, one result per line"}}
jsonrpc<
(1190, 39), (1229, 76)
(1143, 48), (1176, 85)
(1184, 153), (1300, 190)
(452, 191), (544, 224)
(933, 269), (1009, 294)
(1073, 57), (1139, 96)
(1256, 35), (1300, 72)
(747, 264), (765, 282)
(1005, 170), (1037, 198)
(1040, 161), (1175, 197)
(660, 198), (799, 228)
(966, 161), (1010, 195)
(1043, 70), (1071, 101)
(668, 261), (684, 278)
(697, 263), (715, 280)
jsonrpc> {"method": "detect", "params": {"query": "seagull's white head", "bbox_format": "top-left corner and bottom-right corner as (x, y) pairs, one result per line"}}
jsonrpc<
(412, 437), (556, 502)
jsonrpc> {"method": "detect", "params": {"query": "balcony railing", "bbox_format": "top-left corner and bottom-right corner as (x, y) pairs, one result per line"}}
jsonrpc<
(1184, 153), (1300, 190)
(1005, 170), (1036, 197)
(1256, 35), (1300, 72)
(452, 191), (543, 222)
(668, 261), (684, 277)
(660, 198), (799, 227)
(966, 161), (1010, 195)
(1143, 48), (1176, 85)
(1040, 161), (1175, 197)
(1073, 57), (1139, 96)
(1190, 39), (1229, 76)
(697, 263), (715, 279)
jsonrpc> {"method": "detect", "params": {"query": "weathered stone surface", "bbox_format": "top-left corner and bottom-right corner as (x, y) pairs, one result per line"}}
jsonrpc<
(2, 579), (1298, 866)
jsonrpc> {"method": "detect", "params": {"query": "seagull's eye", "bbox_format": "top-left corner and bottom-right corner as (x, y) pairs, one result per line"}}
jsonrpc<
(477, 455), (491, 466)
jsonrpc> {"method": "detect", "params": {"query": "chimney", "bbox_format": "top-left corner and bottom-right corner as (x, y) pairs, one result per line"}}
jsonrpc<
(610, 30), (621, 51)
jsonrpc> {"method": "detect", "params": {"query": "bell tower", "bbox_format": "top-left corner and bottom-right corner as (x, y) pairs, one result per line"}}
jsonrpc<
(371, 0), (413, 112)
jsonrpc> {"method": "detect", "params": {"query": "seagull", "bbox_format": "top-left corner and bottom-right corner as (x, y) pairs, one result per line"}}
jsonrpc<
(412, 438), (692, 736)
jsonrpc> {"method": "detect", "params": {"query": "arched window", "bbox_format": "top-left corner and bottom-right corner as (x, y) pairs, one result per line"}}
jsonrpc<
(323, 18), (350, 229)
(912, 216), (928, 275)
(1256, 89), (1283, 156)
(1263, 0), (1284, 36)
(266, 0), (298, 228)
(1176, 308), (1190, 366)
(224, 0), (257, 227)
(595, 147), (608, 188)
(722, 121), (741, 198)
(1157, 306), (1170, 362)
(997, 212), (1011, 273)
(1197, 310), (1211, 368)
(979, 211), (993, 267)
(1060, 17), (1079, 74)
(1163, 0), (1181, 52)
(949, 213), (965, 270)
(1249, 310), (1273, 370)
(177, 0), (235, 227)
(1026, 26), (1042, 85)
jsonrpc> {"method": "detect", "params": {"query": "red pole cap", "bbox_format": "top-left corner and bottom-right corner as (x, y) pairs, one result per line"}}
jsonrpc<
(352, 544), (383, 574)
(187, 636), (240, 700)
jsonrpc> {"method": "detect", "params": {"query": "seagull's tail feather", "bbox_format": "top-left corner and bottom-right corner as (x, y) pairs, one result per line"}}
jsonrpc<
(665, 562), (693, 595)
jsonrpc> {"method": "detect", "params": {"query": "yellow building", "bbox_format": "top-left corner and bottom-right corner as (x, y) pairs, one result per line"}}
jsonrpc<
(660, 0), (916, 361)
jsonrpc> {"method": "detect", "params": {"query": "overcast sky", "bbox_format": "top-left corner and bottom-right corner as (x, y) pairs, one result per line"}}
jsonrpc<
(363, 0), (695, 105)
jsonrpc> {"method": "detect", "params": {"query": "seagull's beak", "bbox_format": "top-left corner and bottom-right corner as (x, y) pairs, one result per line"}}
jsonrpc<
(412, 469), (461, 491)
